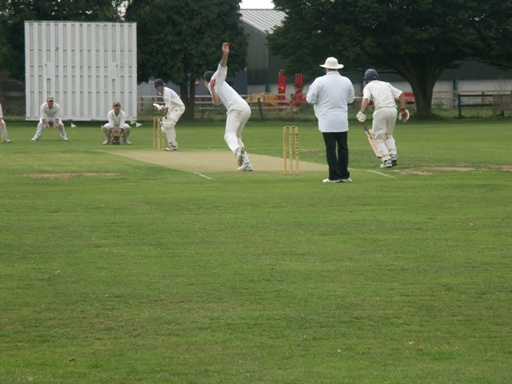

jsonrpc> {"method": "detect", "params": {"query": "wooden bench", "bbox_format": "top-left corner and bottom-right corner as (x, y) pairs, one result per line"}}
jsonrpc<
(492, 94), (512, 118)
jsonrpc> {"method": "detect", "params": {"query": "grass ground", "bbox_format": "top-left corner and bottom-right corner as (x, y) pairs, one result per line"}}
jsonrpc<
(1, 118), (511, 383)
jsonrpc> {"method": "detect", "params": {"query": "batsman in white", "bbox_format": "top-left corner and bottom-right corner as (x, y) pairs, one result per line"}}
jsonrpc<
(101, 101), (132, 145)
(0, 103), (11, 143)
(32, 96), (68, 141)
(203, 42), (253, 171)
(356, 69), (409, 168)
(154, 79), (185, 151)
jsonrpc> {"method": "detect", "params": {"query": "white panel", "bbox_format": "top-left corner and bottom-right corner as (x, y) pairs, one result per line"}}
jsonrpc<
(25, 21), (137, 121)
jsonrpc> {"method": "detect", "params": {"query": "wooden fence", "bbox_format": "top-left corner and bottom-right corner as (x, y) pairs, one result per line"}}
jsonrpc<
(137, 90), (512, 119)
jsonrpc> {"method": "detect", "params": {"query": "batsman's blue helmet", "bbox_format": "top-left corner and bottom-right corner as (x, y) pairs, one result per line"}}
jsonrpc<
(363, 69), (378, 82)
(154, 79), (164, 88)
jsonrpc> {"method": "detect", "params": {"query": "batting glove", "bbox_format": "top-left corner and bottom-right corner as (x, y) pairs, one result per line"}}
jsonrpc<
(399, 108), (409, 123)
(152, 103), (163, 112)
(356, 111), (366, 122)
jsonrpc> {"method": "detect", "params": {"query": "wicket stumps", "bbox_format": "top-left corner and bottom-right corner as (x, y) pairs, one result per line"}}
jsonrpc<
(152, 117), (165, 151)
(283, 126), (299, 175)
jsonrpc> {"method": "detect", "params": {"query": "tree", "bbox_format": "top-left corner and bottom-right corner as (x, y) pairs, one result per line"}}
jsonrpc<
(268, 0), (512, 118)
(124, 0), (248, 119)
(0, 0), (123, 80)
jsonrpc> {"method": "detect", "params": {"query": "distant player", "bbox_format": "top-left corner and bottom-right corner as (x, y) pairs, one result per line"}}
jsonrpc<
(32, 96), (68, 141)
(204, 42), (253, 171)
(154, 79), (185, 151)
(101, 101), (132, 145)
(0, 103), (11, 143)
(357, 69), (409, 168)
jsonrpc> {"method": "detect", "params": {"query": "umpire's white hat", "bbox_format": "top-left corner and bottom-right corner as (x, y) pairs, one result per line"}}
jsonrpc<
(320, 57), (344, 70)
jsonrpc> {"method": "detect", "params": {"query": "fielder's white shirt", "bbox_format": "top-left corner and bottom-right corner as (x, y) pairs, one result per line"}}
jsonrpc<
(0, 103), (3, 119)
(209, 64), (249, 113)
(306, 71), (355, 132)
(107, 109), (127, 128)
(163, 87), (184, 109)
(363, 80), (403, 110)
(40, 102), (61, 121)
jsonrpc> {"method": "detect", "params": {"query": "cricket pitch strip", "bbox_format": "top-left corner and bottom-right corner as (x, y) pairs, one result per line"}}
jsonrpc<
(107, 150), (326, 173)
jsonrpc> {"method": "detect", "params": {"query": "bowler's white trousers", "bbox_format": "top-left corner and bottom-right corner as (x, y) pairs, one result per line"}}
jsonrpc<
(224, 103), (251, 154)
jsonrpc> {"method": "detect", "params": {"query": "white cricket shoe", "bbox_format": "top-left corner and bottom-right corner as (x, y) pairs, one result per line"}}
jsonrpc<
(238, 163), (253, 172)
(322, 178), (340, 183)
(31, 137), (39, 141)
(124, 140), (132, 145)
(165, 145), (178, 151)
(103, 139), (111, 145)
(3, 138), (11, 143)
(380, 159), (393, 168)
(62, 137), (69, 141)
(339, 178), (352, 183)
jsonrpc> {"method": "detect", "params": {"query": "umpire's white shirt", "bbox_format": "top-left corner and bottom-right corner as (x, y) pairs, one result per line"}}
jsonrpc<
(306, 71), (354, 132)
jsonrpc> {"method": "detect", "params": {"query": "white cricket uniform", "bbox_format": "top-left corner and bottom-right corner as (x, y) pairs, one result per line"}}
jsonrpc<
(104, 109), (130, 130)
(209, 63), (252, 161)
(102, 109), (131, 142)
(33, 102), (67, 140)
(306, 71), (355, 132)
(160, 86), (185, 147)
(0, 103), (9, 141)
(362, 80), (403, 158)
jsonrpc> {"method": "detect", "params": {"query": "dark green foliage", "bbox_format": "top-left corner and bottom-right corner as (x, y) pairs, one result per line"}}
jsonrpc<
(124, 0), (248, 118)
(269, 0), (512, 118)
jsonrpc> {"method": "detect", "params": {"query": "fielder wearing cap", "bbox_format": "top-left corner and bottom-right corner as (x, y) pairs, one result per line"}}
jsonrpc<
(306, 57), (355, 183)
(356, 68), (409, 168)
(32, 96), (68, 141)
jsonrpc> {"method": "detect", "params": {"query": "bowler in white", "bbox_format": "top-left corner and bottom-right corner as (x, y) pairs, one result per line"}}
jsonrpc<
(204, 42), (253, 171)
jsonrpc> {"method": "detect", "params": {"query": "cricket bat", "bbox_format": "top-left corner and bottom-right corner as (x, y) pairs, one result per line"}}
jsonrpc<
(362, 122), (382, 158)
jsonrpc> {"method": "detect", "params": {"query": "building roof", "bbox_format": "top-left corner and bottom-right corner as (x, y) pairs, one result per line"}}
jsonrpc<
(240, 9), (285, 34)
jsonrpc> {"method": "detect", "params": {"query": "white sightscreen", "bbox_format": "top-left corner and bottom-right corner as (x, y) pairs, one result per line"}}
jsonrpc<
(25, 21), (137, 121)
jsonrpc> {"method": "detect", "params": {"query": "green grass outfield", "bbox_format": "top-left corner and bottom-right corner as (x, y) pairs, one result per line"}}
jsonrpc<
(1, 119), (511, 383)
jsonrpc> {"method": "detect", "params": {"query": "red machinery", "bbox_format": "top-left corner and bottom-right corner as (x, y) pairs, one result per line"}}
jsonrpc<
(292, 72), (306, 106)
(277, 70), (306, 107)
(277, 70), (286, 101)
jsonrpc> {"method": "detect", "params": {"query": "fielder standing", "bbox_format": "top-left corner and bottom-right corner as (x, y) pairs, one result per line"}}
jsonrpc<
(32, 96), (68, 141)
(101, 101), (132, 145)
(356, 69), (409, 168)
(0, 103), (11, 143)
(203, 42), (253, 171)
(306, 57), (355, 183)
(154, 79), (185, 151)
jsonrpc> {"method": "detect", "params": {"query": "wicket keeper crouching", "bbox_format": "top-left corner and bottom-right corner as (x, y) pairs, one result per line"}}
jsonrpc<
(102, 101), (132, 145)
